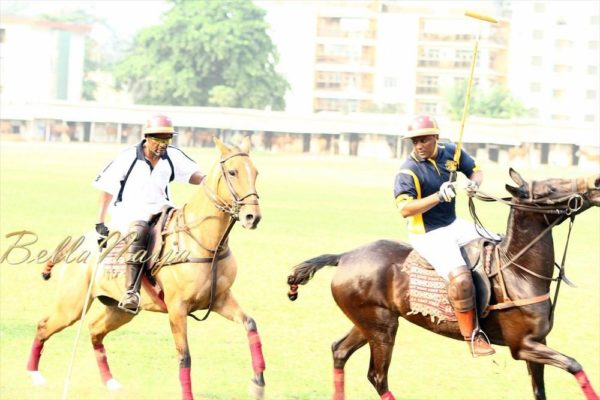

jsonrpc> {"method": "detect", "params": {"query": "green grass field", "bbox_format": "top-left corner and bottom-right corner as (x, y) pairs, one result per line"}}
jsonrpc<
(0, 140), (598, 400)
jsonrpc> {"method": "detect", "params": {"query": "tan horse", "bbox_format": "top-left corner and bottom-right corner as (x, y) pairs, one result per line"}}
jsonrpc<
(26, 137), (265, 400)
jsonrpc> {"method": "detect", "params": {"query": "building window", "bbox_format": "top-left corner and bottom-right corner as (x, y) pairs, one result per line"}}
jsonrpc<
(384, 77), (397, 88)
(418, 102), (437, 114)
(586, 90), (597, 99)
(534, 2), (545, 13)
(532, 30), (544, 40)
(553, 89), (566, 99)
(584, 114), (596, 122)
(588, 65), (599, 74)
(531, 56), (542, 66)
(0, 28), (5, 44)
(530, 82), (541, 92)
(591, 16), (599, 25)
(555, 39), (573, 49)
(553, 64), (573, 73)
(589, 41), (599, 50)
(551, 114), (569, 121)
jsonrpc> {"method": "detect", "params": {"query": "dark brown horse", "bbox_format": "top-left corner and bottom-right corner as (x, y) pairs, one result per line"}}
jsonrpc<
(287, 169), (600, 400)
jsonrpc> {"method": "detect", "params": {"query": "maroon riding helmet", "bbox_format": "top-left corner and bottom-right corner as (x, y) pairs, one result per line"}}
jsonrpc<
(143, 114), (178, 136)
(404, 115), (440, 139)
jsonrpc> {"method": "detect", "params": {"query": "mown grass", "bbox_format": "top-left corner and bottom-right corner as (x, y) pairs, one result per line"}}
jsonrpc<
(0, 140), (598, 400)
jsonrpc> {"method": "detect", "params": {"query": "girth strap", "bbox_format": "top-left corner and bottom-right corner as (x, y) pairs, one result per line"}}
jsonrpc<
(184, 248), (232, 265)
(487, 292), (550, 311)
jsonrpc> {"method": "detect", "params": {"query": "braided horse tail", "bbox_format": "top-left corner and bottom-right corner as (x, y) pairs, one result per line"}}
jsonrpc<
(287, 253), (343, 301)
(40, 245), (72, 280)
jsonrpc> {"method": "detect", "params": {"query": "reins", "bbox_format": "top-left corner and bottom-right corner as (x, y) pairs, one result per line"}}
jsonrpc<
(468, 184), (583, 321)
(161, 152), (258, 321)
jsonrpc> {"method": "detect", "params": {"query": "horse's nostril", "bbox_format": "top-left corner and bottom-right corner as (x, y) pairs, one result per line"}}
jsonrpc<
(245, 214), (254, 222)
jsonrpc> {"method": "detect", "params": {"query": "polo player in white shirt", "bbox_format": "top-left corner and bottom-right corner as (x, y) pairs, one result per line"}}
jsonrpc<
(93, 114), (205, 313)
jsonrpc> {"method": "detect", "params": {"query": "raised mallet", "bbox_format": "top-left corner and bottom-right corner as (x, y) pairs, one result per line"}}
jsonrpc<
(448, 11), (498, 182)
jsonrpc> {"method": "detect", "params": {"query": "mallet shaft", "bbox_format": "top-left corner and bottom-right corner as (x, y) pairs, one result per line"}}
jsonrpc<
(465, 11), (498, 24)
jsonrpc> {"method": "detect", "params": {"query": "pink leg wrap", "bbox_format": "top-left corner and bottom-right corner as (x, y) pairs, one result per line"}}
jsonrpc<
(380, 391), (396, 400)
(179, 367), (193, 400)
(575, 370), (599, 400)
(26, 339), (44, 371)
(93, 344), (113, 383)
(248, 331), (266, 374)
(332, 368), (344, 400)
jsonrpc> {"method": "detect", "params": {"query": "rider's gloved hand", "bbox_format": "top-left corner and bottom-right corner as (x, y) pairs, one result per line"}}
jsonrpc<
(95, 222), (109, 248)
(438, 182), (456, 203)
(466, 180), (479, 197)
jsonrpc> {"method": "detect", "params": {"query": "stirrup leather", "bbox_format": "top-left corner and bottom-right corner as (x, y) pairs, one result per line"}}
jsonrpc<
(118, 291), (141, 315)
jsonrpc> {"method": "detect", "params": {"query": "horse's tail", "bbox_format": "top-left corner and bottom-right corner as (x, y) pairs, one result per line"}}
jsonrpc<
(41, 259), (57, 280)
(287, 253), (343, 301)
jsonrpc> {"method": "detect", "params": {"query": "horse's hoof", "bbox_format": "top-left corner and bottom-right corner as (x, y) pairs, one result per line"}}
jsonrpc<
(28, 371), (47, 386)
(249, 379), (265, 400)
(106, 378), (122, 391)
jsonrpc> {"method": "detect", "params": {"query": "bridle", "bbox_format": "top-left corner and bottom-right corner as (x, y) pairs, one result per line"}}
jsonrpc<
(202, 152), (260, 220)
(163, 151), (260, 321)
(468, 178), (590, 323)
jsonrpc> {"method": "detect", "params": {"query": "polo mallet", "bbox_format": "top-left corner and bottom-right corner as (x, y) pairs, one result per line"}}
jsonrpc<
(448, 11), (498, 183)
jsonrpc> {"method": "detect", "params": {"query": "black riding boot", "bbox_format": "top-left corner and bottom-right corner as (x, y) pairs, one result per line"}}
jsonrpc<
(119, 220), (150, 314)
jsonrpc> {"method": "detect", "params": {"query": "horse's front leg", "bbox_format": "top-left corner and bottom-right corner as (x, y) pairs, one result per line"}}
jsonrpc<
(213, 290), (265, 400)
(512, 335), (598, 400)
(168, 304), (194, 400)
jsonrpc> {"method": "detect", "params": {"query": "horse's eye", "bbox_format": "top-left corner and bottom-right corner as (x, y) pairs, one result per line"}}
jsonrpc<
(228, 170), (237, 177)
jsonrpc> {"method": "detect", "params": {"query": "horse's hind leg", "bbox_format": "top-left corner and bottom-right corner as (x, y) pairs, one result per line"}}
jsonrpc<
(359, 307), (399, 400)
(88, 305), (135, 391)
(27, 275), (93, 385)
(527, 360), (546, 400)
(331, 326), (367, 400)
(213, 290), (265, 400)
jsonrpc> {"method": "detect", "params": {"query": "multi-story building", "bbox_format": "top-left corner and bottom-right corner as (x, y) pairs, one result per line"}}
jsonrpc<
(259, 0), (598, 130)
(0, 16), (90, 103)
(507, 1), (599, 127)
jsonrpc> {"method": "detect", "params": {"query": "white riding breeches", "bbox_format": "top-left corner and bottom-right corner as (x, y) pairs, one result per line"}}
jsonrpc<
(408, 218), (481, 281)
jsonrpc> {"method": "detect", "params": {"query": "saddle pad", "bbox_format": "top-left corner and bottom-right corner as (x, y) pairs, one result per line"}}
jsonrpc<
(406, 262), (457, 324)
(100, 241), (127, 278)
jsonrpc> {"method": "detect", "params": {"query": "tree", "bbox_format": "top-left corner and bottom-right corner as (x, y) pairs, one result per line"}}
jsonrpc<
(443, 82), (527, 120)
(115, 0), (289, 109)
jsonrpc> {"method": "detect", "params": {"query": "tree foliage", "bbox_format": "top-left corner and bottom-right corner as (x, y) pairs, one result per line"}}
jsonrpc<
(443, 82), (527, 120)
(115, 0), (289, 109)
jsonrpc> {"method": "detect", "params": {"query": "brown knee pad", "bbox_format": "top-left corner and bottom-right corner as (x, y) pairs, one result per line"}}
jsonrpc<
(447, 266), (475, 312)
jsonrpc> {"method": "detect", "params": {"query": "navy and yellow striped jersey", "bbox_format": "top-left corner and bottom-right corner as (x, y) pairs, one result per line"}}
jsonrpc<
(393, 142), (479, 234)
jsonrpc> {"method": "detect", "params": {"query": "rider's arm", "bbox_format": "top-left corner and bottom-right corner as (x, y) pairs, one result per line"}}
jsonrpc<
(97, 191), (113, 224)
(399, 194), (441, 218)
(469, 170), (483, 187)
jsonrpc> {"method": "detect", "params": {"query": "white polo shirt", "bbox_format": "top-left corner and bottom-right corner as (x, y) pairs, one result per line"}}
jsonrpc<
(93, 140), (200, 233)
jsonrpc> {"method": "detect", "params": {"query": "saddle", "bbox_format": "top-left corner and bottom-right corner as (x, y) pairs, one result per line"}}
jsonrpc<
(403, 238), (497, 323)
(96, 207), (177, 310)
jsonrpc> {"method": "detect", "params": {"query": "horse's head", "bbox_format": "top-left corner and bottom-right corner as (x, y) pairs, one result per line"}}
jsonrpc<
(205, 136), (261, 229)
(505, 168), (600, 215)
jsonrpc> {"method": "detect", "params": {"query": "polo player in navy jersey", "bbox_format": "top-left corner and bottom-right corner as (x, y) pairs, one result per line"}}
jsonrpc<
(93, 114), (205, 313)
(393, 115), (494, 357)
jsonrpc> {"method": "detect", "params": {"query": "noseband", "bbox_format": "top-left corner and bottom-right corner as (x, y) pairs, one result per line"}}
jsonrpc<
(203, 152), (260, 219)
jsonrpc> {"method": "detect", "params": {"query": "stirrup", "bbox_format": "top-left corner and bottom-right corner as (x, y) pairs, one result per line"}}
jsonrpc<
(469, 328), (494, 358)
(118, 291), (140, 315)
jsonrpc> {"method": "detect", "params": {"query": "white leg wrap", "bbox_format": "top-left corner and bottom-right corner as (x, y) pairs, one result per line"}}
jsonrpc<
(28, 371), (47, 386)
(106, 378), (122, 391)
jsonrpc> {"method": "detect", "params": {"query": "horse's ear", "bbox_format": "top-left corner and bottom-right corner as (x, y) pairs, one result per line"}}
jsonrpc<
(505, 184), (522, 198)
(239, 136), (252, 154)
(213, 136), (231, 155)
(509, 168), (527, 186)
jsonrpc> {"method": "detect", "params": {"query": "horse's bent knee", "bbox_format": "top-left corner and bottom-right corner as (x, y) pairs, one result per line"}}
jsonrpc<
(178, 352), (191, 369)
(244, 317), (257, 332)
